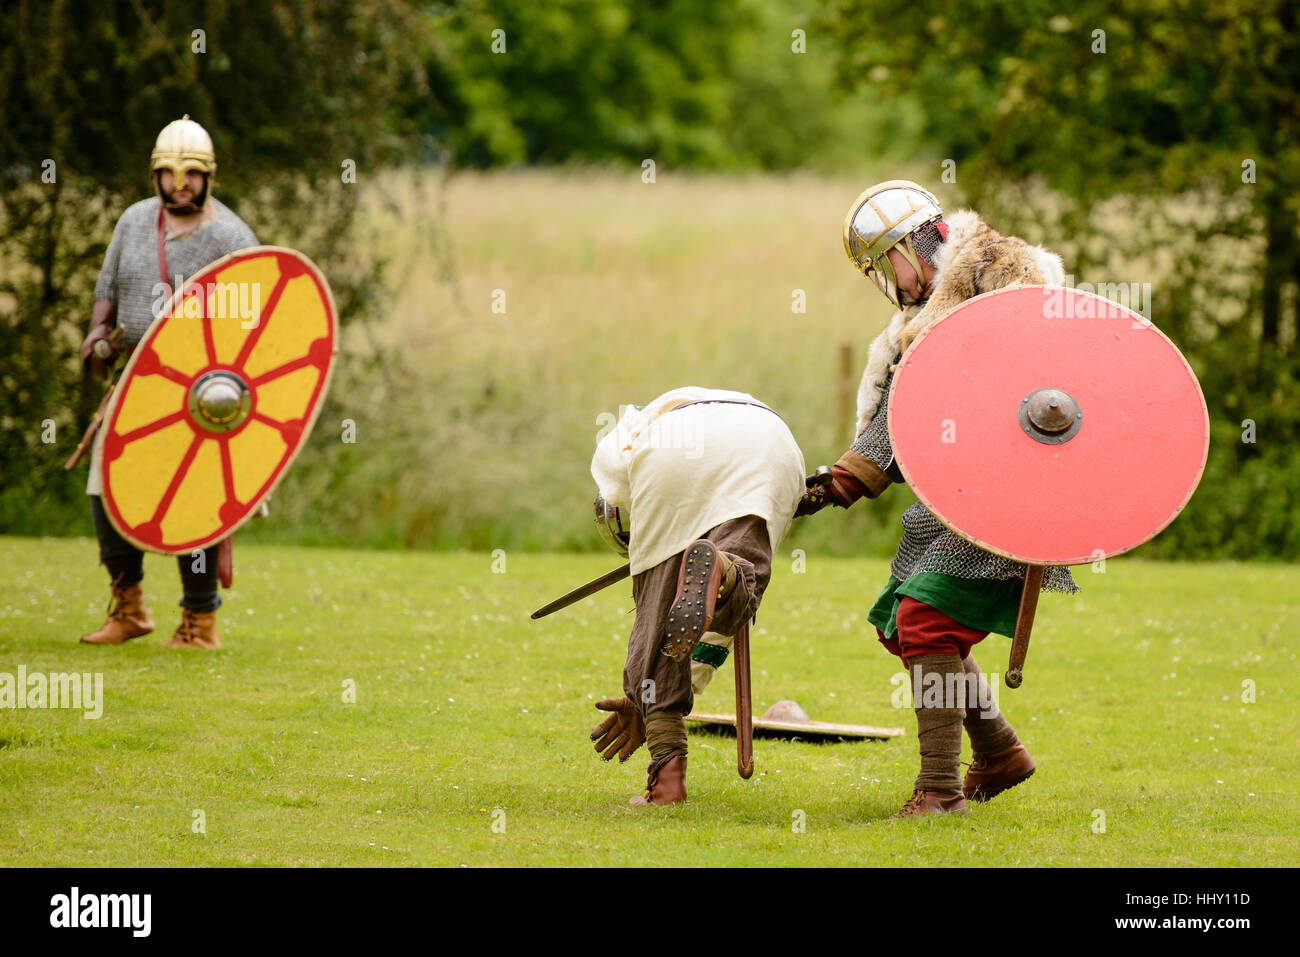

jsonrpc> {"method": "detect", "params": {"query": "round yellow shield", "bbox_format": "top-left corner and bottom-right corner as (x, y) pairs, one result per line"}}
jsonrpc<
(99, 246), (338, 554)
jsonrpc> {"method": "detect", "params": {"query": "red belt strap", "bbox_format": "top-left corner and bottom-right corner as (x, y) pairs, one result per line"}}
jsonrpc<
(155, 205), (171, 294)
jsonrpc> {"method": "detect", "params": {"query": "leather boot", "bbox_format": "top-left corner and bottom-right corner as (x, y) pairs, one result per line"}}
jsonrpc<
(662, 541), (737, 661)
(80, 581), (155, 645)
(630, 755), (687, 806)
(964, 742), (1036, 802)
(164, 609), (221, 649)
(891, 788), (968, 819)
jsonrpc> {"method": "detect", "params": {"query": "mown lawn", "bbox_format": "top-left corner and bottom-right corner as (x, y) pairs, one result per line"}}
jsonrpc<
(0, 536), (1295, 866)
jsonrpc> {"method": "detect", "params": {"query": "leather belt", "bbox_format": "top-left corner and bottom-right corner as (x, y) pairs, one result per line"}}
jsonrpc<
(668, 398), (782, 421)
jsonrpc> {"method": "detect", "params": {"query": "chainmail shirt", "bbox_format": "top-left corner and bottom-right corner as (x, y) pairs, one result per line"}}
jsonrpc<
(93, 196), (259, 347)
(86, 195), (258, 496)
(856, 370), (1078, 593)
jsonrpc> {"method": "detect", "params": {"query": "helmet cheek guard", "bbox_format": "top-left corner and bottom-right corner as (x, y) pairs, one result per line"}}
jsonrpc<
(594, 494), (631, 558)
(871, 234), (932, 307)
(865, 251), (899, 306)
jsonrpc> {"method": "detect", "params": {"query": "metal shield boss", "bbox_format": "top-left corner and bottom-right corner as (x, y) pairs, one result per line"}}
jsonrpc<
(100, 246), (338, 553)
(887, 285), (1209, 565)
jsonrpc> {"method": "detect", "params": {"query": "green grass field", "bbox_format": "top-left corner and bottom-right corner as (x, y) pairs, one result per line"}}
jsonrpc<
(1, 536), (1296, 867)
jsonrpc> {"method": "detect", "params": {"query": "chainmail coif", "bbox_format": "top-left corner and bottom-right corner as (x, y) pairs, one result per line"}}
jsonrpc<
(911, 221), (944, 266)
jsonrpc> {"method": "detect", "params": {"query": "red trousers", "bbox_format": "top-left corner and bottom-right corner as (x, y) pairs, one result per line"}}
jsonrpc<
(876, 596), (988, 660)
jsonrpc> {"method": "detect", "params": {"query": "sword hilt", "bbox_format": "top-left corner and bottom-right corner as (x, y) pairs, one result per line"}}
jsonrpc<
(807, 465), (833, 488)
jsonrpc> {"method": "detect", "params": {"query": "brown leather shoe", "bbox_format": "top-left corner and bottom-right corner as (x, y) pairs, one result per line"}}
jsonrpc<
(163, 609), (221, 650)
(890, 788), (968, 819)
(662, 541), (737, 661)
(963, 742), (1035, 802)
(630, 755), (687, 806)
(80, 581), (155, 645)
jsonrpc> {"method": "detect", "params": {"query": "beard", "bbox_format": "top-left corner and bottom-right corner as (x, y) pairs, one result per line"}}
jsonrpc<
(156, 174), (209, 216)
(898, 279), (934, 308)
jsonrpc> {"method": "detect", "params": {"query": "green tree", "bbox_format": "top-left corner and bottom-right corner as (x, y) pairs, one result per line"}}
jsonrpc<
(416, 0), (913, 171)
(0, 0), (424, 533)
(823, 0), (1300, 557)
(418, 0), (752, 168)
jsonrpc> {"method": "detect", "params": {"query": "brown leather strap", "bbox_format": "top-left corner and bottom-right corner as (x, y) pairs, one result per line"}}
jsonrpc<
(624, 397), (781, 450)
(155, 205), (171, 294)
(671, 398), (781, 420)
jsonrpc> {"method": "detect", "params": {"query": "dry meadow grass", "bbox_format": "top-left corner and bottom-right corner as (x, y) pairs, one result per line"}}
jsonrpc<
(267, 166), (936, 552)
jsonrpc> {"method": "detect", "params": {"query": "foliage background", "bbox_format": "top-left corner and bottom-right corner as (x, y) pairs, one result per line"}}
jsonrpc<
(1, 0), (1296, 559)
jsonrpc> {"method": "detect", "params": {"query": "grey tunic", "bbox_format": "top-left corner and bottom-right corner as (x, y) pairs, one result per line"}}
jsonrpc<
(851, 369), (1079, 593)
(87, 196), (259, 495)
(94, 196), (259, 347)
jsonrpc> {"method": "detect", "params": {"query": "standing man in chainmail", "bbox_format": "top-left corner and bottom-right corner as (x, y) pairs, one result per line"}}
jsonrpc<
(798, 180), (1077, 819)
(77, 116), (258, 650)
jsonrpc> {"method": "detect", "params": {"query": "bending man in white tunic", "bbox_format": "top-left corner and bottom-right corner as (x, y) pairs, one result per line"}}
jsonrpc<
(589, 387), (805, 805)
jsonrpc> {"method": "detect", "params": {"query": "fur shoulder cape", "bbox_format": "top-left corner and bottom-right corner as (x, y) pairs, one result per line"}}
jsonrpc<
(854, 209), (1066, 434)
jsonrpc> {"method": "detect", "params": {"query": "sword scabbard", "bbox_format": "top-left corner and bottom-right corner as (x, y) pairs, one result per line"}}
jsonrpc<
(63, 380), (118, 471)
(1006, 564), (1045, 688)
(734, 620), (754, 779)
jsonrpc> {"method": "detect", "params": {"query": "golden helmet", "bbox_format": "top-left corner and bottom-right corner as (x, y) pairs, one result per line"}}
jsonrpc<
(843, 180), (943, 307)
(150, 114), (217, 183)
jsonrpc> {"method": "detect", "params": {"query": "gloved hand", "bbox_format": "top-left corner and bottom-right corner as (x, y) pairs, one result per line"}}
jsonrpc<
(794, 483), (832, 517)
(590, 697), (646, 762)
(795, 466), (867, 515)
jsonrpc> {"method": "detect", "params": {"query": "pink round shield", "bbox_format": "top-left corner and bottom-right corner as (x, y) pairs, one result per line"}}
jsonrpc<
(888, 285), (1209, 565)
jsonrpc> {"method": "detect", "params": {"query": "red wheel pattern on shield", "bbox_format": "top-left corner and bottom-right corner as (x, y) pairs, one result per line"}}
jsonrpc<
(99, 247), (337, 554)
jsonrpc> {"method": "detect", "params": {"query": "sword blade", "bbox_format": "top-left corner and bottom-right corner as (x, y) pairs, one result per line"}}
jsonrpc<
(530, 563), (631, 620)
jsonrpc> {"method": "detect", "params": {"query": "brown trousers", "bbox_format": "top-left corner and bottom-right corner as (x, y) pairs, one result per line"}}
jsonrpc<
(622, 516), (772, 775)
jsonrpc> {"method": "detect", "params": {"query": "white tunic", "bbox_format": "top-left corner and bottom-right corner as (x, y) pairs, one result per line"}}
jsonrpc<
(591, 387), (806, 575)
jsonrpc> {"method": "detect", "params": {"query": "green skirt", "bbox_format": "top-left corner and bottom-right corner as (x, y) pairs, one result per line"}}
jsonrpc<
(867, 573), (1024, 640)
